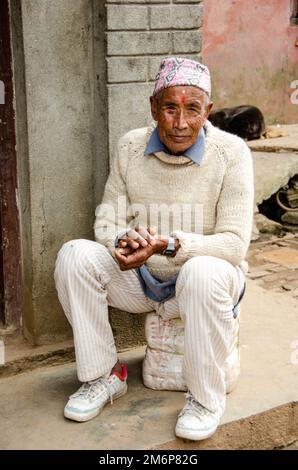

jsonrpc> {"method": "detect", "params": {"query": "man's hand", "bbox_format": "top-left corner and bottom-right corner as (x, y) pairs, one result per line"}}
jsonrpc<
(117, 225), (156, 253)
(115, 236), (168, 271)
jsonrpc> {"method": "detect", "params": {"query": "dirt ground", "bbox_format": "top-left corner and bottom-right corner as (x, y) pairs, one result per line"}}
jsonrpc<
(280, 441), (298, 450)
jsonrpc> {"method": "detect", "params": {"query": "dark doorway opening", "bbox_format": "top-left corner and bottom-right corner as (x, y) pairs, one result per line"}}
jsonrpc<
(258, 175), (298, 231)
(0, 0), (22, 331)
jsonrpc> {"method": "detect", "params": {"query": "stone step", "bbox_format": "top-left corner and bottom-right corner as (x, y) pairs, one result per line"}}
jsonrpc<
(0, 280), (297, 450)
(0, 338), (75, 378)
(248, 124), (298, 153)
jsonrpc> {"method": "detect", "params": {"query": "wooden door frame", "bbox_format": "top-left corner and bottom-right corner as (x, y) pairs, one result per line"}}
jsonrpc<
(291, 0), (298, 25)
(0, 0), (21, 330)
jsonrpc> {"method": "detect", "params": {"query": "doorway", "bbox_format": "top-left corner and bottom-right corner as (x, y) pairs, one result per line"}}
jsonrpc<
(0, 0), (21, 332)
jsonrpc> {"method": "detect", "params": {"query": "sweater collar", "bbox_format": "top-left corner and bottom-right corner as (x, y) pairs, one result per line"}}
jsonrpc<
(144, 127), (206, 166)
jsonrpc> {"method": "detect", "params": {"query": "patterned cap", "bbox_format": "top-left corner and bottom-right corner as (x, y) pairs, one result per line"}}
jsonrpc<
(153, 57), (211, 97)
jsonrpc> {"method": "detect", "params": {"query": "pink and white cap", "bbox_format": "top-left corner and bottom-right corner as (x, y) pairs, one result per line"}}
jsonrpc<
(153, 57), (211, 97)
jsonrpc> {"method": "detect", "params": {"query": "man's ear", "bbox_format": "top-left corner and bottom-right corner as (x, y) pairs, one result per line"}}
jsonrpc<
(150, 96), (158, 121)
(202, 101), (214, 124)
(205, 101), (214, 119)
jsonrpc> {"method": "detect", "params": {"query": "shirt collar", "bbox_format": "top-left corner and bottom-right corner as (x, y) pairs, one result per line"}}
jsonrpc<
(144, 127), (206, 165)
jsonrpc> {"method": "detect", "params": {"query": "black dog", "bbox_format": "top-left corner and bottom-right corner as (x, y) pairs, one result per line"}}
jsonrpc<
(209, 105), (265, 141)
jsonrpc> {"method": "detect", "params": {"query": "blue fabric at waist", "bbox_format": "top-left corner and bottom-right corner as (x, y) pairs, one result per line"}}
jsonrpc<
(136, 264), (245, 318)
(136, 265), (177, 303)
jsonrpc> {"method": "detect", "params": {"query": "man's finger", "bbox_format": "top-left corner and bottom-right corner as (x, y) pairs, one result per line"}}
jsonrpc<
(114, 249), (130, 265)
(126, 228), (140, 240)
(118, 246), (133, 255)
(138, 226), (154, 242)
(127, 239), (140, 249)
(115, 249), (139, 271)
(131, 226), (153, 244)
(114, 248), (126, 259)
(127, 228), (148, 247)
(148, 226), (157, 236)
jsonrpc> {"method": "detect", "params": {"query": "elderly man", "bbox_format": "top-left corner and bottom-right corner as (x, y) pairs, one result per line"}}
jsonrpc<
(55, 57), (254, 441)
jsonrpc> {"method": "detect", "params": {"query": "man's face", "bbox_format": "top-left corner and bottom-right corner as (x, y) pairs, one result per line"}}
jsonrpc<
(150, 86), (213, 155)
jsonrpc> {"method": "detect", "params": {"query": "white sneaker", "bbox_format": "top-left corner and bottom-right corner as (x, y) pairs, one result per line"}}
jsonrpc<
(64, 364), (127, 422)
(175, 392), (221, 441)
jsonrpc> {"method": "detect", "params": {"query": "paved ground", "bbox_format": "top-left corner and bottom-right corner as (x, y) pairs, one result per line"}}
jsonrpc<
(249, 232), (298, 453)
(247, 233), (298, 294)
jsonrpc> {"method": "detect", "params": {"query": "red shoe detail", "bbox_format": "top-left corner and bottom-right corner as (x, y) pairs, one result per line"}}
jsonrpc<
(112, 363), (127, 381)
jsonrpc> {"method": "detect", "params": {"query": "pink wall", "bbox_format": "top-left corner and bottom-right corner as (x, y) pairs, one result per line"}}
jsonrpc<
(202, 0), (298, 124)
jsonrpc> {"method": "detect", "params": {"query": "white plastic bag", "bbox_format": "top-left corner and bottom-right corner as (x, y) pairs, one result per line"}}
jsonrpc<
(143, 312), (240, 394)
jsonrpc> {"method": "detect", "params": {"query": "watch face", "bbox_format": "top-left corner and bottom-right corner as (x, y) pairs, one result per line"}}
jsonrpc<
(163, 248), (176, 256)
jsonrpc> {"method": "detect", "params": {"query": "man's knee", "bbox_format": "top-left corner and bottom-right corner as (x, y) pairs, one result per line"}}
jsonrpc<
(180, 255), (232, 277)
(177, 256), (234, 294)
(55, 239), (109, 279)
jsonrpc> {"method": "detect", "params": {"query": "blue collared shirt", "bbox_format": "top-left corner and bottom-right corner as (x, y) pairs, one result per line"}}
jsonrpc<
(144, 127), (206, 165)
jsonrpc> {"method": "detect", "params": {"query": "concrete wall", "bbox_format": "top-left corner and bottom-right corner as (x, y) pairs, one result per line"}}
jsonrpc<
(202, 0), (298, 124)
(106, 0), (204, 159)
(17, 0), (108, 344)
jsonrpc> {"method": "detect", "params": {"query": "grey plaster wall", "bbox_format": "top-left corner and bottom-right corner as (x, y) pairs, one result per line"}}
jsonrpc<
(18, 0), (108, 344)
(106, 0), (204, 159)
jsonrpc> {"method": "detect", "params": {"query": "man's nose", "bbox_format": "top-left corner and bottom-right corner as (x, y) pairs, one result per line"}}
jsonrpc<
(174, 110), (188, 129)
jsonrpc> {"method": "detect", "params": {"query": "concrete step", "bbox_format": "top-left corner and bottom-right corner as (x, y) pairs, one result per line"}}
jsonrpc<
(0, 280), (297, 450)
(248, 124), (298, 153)
(0, 337), (75, 378)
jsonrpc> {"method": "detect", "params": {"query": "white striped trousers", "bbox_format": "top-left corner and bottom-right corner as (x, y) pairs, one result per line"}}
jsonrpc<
(54, 239), (245, 413)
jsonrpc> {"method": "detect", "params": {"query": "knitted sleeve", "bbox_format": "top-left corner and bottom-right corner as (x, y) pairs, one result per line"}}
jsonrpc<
(94, 136), (132, 253)
(172, 141), (254, 266)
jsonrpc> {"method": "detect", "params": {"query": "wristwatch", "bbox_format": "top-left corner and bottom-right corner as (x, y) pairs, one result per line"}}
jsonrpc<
(162, 237), (176, 256)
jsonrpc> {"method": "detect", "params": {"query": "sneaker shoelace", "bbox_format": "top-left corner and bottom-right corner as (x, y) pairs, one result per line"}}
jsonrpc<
(179, 392), (210, 420)
(71, 376), (115, 404)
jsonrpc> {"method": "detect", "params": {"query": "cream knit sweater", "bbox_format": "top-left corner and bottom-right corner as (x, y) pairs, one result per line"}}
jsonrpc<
(94, 121), (254, 281)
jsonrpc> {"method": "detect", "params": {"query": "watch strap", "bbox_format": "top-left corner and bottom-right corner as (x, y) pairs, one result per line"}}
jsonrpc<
(162, 237), (176, 255)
